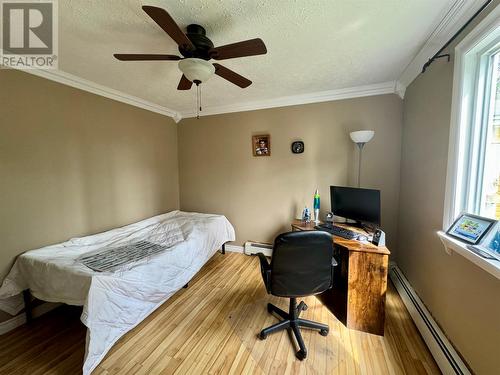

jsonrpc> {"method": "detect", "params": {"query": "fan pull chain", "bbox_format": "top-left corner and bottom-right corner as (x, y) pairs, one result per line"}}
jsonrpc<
(195, 83), (203, 120)
(196, 83), (201, 119)
(196, 84), (199, 119)
(198, 86), (202, 117)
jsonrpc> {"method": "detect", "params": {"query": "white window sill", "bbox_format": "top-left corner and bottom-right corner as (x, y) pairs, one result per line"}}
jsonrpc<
(437, 231), (500, 280)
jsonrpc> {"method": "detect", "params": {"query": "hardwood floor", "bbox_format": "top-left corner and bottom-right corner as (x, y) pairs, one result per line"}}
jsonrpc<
(0, 252), (440, 374)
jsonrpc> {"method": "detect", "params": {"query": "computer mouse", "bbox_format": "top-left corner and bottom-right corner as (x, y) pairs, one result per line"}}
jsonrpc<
(357, 234), (368, 242)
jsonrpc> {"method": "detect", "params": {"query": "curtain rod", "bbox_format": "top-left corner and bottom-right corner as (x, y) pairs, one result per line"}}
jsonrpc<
(422, 0), (493, 73)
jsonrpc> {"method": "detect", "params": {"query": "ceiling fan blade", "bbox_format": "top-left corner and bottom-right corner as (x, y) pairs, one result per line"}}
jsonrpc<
(209, 38), (267, 60)
(114, 54), (181, 61)
(142, 6), (195, 51)
(177, 74), (193, 90)
(213, 63), (252, 88)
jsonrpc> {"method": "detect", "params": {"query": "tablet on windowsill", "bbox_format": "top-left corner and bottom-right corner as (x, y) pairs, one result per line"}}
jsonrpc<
(446, 213), (496, 245)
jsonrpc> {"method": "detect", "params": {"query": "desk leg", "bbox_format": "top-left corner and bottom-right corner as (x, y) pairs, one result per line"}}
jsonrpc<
(319, 247), (388, 336)
(347, 252), (388, 335)
(23, 289), (33, 324)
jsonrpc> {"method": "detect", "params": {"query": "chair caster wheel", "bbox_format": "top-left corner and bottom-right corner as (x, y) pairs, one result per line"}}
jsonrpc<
(267, 303), (273, 313)
(319, 328), (329, 336)
(258, 331), (267, 340)
(302, 303), (308, 311)
(296, 350), (307, 360)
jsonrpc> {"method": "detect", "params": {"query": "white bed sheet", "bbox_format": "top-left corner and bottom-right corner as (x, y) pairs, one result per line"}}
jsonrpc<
(0, 210), (235, 375)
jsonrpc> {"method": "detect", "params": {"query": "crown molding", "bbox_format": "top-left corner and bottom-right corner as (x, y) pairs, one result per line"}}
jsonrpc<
(4, 1), (484, 122)
(395, 81), (407, 99)
(398, 0), (490, 88)
(11, 67), (183, 123)
(6, 64), (403, 122)
(180, 80), (402, 119)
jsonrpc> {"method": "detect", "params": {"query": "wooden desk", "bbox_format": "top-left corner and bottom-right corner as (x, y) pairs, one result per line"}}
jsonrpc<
(291, 219), (390, 336)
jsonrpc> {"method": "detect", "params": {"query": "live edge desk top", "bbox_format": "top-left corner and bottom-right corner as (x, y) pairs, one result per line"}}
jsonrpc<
(291, 219), (390, 336)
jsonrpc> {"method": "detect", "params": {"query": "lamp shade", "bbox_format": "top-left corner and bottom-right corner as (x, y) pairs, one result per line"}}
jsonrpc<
(350, 130), (374, 144)
(178, 58), (215, 83)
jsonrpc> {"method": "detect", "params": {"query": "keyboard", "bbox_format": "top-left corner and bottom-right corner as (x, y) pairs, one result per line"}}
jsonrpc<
(314, 224), (358, 240)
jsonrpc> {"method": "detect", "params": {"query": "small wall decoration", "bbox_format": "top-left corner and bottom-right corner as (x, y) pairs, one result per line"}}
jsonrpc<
(252, 134), (271, 156)
(291, 141), (304, 154)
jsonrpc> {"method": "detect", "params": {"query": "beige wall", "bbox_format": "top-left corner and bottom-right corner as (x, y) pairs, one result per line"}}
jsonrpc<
(397, 1), (500, 373)
(179, 95), (403, 251)
(0, 69), (179, 285)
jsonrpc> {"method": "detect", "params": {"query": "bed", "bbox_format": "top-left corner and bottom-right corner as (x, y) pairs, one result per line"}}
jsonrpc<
(0, 210), (235, 375)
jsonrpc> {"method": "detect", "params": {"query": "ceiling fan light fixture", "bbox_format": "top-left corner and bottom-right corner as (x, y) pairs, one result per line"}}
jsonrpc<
(178, 58), (215, 84)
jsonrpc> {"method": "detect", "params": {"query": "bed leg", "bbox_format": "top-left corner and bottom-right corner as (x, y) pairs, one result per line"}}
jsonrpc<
(183, 283), (188, 288)
(221, 243), (226, 255)
(23, 289), (33, 324)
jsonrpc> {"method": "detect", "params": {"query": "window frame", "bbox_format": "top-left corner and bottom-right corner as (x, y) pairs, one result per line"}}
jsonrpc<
(444, 7), (500, 229)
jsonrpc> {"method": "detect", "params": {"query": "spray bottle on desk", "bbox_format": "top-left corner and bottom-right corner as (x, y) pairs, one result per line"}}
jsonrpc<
(313, 189), (320, 223)
(302, 207), (311, 223)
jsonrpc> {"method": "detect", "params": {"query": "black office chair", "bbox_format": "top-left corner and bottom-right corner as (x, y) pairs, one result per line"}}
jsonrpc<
(257, 231), (337, 360)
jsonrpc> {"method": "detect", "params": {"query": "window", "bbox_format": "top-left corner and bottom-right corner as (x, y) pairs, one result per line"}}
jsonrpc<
(445, 11), (500, 227)
(480, 55), (500, 219)
(440, 10), (500, 277)
(464, 50), (500, 220)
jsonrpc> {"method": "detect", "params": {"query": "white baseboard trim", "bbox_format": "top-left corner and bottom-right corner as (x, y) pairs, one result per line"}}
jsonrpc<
(224, 245), (244, 254)
(389, 263), (471, 375)
(0, 302), (61, 335)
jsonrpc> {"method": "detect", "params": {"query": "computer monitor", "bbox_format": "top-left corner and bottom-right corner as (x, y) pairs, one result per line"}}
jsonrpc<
(330, 186), (381, 226)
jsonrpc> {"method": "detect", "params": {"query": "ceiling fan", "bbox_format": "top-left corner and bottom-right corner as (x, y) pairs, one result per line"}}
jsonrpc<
(113, 5), (267, 91)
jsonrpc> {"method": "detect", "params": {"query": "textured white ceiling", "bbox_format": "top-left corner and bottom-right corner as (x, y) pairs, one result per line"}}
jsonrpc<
(59, 0), (453, 115)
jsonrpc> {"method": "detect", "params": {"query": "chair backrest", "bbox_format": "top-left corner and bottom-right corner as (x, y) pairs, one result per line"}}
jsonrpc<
(270, 231), (334, 297)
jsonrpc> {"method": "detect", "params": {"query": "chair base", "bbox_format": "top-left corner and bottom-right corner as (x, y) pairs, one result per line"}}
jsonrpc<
(258, 298), (329, 360)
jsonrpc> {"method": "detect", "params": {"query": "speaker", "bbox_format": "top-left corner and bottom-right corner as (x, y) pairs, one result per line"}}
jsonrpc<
(372, 229), (385, 247)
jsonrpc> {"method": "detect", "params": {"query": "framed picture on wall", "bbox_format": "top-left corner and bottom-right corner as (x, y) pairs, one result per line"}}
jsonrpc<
(252, 134), (271, 156)
(446, 213), (496, 245)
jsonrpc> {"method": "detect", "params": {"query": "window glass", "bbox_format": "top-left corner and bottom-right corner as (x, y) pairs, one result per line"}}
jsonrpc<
(480, 53), (500, 220)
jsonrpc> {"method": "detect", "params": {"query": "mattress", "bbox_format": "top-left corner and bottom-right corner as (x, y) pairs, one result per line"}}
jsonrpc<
(0, 210), (235, 375)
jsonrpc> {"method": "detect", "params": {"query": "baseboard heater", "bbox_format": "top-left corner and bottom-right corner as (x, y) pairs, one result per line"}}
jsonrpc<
(389, 264), (471, 375)
(244, 241), (273, 257)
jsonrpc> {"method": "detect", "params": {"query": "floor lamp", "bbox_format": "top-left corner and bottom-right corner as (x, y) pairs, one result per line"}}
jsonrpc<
(350, 130), (374, 187)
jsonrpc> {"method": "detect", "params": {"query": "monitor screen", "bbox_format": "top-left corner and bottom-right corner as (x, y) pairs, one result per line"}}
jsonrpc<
(330, 186), (381, 225)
